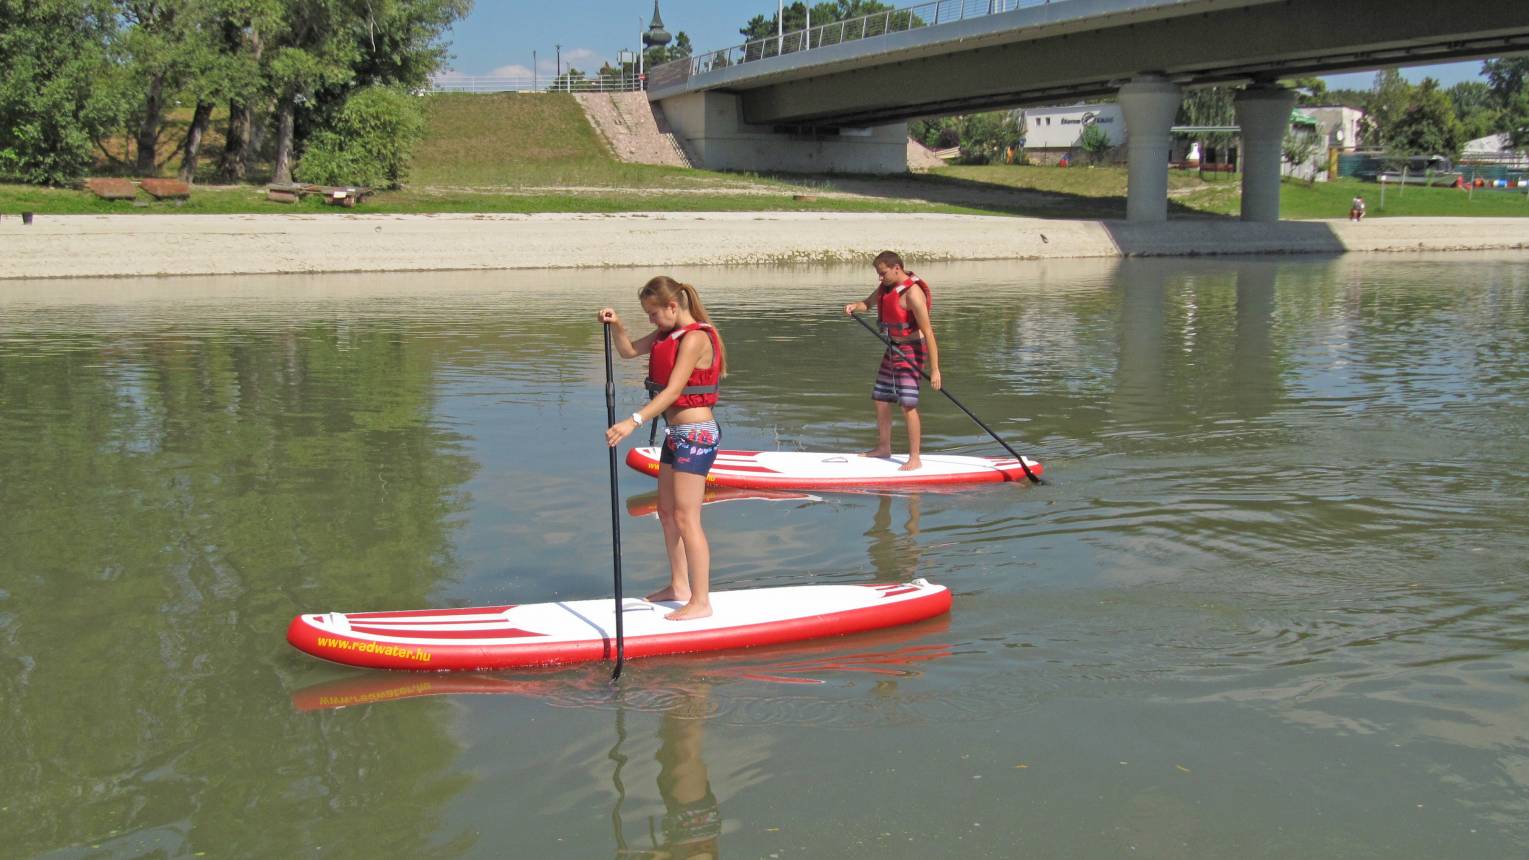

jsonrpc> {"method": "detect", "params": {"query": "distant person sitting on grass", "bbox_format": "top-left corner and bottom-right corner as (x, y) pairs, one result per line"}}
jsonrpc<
(1349, 195), (1366, 221)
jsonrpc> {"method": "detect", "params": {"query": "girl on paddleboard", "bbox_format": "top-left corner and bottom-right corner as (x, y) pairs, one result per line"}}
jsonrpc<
(843, 250), (942, 471)
(601, 277), (726, 621)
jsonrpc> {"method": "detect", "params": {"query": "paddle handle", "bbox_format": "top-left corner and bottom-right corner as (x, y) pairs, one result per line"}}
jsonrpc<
(603, 322), (626, 677)
(850, 312), (1044, 485)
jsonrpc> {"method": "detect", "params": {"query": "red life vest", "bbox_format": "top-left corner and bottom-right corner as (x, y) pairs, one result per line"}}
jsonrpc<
(645, 323), (721, 409)
(877, 274), (932, 343)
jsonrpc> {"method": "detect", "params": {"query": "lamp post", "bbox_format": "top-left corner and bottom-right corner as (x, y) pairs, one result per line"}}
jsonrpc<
(532, 50), (537, 90)
(556, 43), (561, 91)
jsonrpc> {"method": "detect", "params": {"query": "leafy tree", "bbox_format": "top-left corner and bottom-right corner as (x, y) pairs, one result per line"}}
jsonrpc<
(1360, 69), (1412, 147)
(1386, 77), (1463, 158)
(1484, 57), (1529, 150)
(957, 110), (1021, 164)
(1447, 80), (1497, 143)
(0, 0), (127, 184)
(1078, 122), (1112, 164)
(1285, 76), (1328, 106)
(1177, 86), (1236, 169)
(295, 85), (424, 187)
(1282, 127), (1319, 177)
(909, 116), (959, 149)
(550, 67), (586, 92)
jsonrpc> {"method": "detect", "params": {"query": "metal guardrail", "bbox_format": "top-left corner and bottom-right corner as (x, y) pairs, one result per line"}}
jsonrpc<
(650, 0), (1057, 90)
(425, 74), (645, 94)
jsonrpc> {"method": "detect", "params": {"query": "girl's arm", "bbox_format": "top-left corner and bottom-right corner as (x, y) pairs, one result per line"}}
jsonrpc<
(906, 289), (941, 390)
(598, 308), (658, 358)
(606, 330), (710, 445)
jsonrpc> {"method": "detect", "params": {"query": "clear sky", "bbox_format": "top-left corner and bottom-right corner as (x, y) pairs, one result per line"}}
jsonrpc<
(441, 1), (1494, 89)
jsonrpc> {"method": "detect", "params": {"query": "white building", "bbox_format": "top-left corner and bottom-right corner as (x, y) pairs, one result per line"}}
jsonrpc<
(1302, 105), (1365, 151)
(1020, 103), (1125, 165)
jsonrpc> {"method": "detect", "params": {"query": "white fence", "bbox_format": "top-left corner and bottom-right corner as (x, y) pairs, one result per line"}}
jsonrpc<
(425, 74), (644, 94)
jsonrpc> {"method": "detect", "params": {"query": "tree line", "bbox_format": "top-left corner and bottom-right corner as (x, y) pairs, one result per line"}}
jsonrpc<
(0, 0), (470, 187)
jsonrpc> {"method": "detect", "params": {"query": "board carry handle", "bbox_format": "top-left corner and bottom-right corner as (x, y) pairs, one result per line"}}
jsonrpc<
(849, 311), (1046, 486)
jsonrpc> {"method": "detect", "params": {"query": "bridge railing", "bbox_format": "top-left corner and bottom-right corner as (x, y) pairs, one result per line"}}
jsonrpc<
(650, 0), (1052, 90)
(425, 74), (645, 94)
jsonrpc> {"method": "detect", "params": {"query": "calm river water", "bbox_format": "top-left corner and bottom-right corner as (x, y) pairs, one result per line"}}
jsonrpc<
(3, 254), (1528, 859)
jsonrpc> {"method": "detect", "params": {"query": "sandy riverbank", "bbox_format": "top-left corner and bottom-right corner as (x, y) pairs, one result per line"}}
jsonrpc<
(2, 212), (1525, 279)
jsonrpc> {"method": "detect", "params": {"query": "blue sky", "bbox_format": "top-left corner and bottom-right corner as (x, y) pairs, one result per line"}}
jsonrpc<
(441, 1), (1492, 90)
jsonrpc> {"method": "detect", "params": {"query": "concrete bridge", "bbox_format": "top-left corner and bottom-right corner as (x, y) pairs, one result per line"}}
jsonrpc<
(645, 0), (1529, 222)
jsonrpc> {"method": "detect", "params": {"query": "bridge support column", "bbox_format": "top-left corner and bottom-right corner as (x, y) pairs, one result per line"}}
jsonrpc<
(1118, 75), (1181, 223)
(1234, 84), (1297, 222)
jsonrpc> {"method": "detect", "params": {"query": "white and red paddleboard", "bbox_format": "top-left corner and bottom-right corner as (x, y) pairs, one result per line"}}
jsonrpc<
(287, 579), (950, 671)
(625, 447), (1043, 490)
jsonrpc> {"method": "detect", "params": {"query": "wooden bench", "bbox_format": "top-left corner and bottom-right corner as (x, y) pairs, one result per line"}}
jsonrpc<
(84, 178), (139, 201)
(140, 178), (190, 200)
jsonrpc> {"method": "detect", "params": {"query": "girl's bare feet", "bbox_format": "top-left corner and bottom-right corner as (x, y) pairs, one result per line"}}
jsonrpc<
(665, 601), (712, 621)
(898, 457), (923, 471)
(860, 448), (891, 458)
(645, 586), (689, 603)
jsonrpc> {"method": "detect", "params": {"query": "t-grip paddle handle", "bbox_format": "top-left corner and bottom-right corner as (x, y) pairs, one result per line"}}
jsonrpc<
(849, 312), (1045, 485)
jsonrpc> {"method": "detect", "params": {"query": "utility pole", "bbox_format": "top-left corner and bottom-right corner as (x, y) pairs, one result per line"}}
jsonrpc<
(556, 43), (562, 91)
(532, 50), (538, 90)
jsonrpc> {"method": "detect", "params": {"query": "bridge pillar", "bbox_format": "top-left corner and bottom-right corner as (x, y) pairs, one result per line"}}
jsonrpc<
(1117, 75), (1181, 223)
(1234, 84), (1297, 222)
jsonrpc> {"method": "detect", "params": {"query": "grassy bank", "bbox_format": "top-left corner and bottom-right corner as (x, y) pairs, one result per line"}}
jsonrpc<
(4, 92), (1527, 219)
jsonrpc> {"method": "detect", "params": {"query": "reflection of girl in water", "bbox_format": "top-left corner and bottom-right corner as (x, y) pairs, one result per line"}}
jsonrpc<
(616, 684), (721, 860)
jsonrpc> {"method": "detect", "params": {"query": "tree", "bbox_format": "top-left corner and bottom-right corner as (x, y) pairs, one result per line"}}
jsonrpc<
(1282, 126), (1319, 178)
(1177, 86), (1236, 169)
(295, 85), (424, 188)
(909, 116), (959, 149)
(1078, 122), (1112, 165)
(0, 0), (127, 184)
(1447, 80), (1498, 143)
(1285, 75), (1328, 106)
(1484, 57), (1529, 150)
(957, 111), (1021, 164)
(1361, 69), (1412, 147)
(1386, 77), (1463, 158)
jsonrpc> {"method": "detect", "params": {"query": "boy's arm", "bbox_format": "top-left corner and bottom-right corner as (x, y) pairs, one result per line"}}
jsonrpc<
(906, 289), (941, 390)
(844, 286), (881, 315)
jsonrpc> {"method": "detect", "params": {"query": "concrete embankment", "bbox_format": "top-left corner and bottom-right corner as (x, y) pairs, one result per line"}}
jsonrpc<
(1, 213), (1525, 279)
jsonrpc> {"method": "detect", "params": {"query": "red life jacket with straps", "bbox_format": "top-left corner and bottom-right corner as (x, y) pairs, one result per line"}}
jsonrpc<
(877, 274), (932, 343)
(646, 323), (722, 409)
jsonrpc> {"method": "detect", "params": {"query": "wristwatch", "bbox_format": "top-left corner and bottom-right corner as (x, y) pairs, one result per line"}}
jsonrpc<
(630, 411), (644, 426)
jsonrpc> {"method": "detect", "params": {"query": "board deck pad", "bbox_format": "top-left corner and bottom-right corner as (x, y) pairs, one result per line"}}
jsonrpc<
(287, 579), (951, 671)
(625, 447), (1043, 489)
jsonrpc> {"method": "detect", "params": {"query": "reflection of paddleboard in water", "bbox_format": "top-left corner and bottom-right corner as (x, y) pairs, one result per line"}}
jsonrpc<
(290, 615), (952, 710)
(625, 447), (1043, 490)
(287, 579), (951, 672)
(624, 485), (820, 518)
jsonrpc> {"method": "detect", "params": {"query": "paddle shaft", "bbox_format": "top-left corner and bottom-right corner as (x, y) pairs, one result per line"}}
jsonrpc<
(603, 323), (626, 677)
(850, 311), (1044, 485)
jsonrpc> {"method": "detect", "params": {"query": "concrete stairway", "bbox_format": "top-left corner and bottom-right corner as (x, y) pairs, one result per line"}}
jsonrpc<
(574, 93), (698, 169)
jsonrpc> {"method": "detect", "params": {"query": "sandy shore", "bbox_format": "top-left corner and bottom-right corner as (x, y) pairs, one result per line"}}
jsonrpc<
(2, 212), (1525, 279)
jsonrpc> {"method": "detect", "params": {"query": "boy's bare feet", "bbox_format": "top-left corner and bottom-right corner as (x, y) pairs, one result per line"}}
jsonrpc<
(860, 448), (892, 458)
(665, 601), (712, 621)
(645, 586), (689, 603)
(898, 457), (923, 472)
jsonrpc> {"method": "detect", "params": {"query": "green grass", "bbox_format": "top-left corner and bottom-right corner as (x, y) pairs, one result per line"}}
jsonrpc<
(0, 181), (994, 217)
(7, 93), (1527, 220)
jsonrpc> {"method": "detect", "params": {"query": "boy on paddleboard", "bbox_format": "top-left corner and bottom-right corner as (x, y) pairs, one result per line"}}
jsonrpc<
(601, 277), (726, 621)
(844, 251), (941, 471)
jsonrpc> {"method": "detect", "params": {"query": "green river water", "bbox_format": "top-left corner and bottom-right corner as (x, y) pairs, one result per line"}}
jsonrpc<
(3, 254), (1528, 858)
